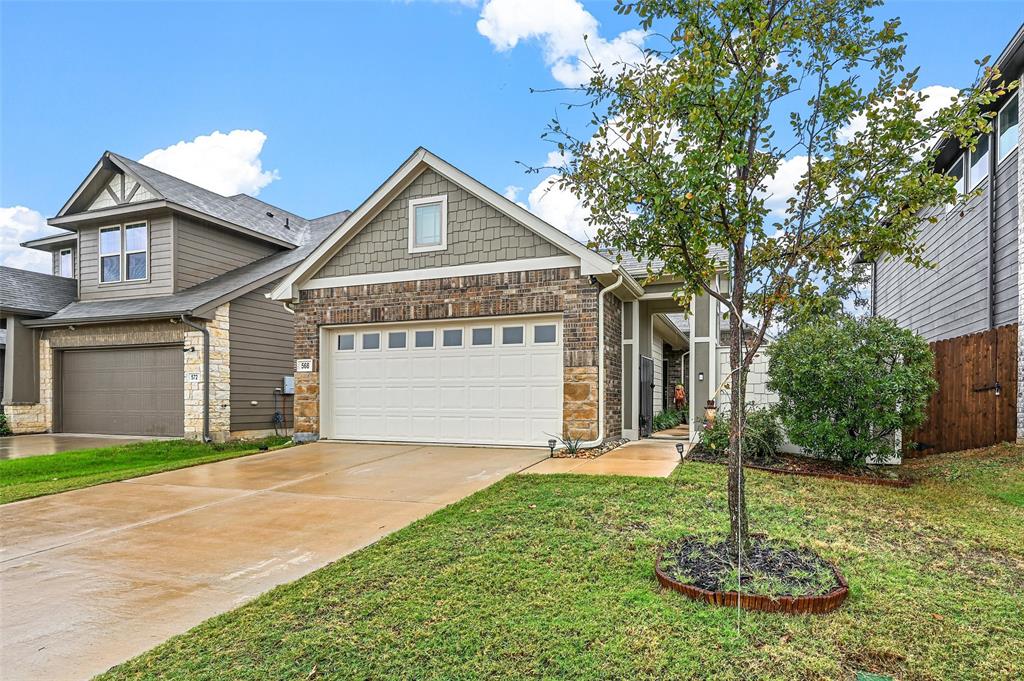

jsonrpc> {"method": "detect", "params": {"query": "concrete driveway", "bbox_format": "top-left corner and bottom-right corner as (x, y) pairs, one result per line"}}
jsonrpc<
(0, 441), (545, 681)
(0, 433), (160, 459)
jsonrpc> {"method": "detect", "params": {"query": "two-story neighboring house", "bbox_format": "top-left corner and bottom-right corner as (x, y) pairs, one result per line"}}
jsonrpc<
(864, 25), (1023, 453)
(4, 151), (349, 440)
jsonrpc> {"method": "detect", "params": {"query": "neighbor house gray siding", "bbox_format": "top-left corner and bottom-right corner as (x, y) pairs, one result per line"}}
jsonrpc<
(174, 215), (279, 291)
(78, 211), (174, 301)
(313, 168), (564, 279)
(875, 142), (1019, 342)
(229, 284), (294, 432)
(993, 148), (1019, 327)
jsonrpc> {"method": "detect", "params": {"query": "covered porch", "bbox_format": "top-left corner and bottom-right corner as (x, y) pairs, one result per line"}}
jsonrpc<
(620, 279), (724, 443)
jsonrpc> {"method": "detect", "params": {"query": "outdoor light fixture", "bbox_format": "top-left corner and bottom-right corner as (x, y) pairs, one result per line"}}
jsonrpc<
(675, 442), (686, 461)
(548, 439), (557, 457)
(698, 372), (704, 381)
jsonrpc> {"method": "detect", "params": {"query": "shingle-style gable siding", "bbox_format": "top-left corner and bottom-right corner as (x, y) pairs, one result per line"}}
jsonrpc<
(875, 149), (1019, 343)
(313, 168), (564, 279)
(174, 215), (278, 291)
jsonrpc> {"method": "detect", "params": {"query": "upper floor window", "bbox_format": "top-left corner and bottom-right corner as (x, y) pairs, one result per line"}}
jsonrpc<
(997, 95), (1019, 162)
(408, 195), (447, 253)
(58, 248), (73, 278)
(945, 155), (965, 212)
(968, 134), (989, 189)
(99, 222), (148, 283)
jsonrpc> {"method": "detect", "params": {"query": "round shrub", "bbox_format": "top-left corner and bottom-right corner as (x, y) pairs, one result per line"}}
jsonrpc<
(698, 406), (781, 461)
(767, 316), (936, 466)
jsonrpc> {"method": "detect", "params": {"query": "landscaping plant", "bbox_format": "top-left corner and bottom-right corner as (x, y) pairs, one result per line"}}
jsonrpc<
(700, 406), (782, 461)
(0, 412), (12, 437)
(652, 408), (685, 432)
(768, 315), (936, 466)
(540, 0), (1009, 553)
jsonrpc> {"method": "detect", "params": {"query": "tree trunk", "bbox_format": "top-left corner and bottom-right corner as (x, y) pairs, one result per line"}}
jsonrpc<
(727, 312), (749, 557)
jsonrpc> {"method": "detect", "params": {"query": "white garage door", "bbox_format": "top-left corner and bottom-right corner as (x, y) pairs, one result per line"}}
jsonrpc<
(325, 315), (563, 447)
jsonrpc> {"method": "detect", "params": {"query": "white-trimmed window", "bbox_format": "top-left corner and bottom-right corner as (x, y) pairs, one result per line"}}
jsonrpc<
(98, 222), (148, 283)
(124, 222), (148, 280)
(58, 248), (73, 278)
(945, 155), (965, 212)
(337, 333), (355, 351)
(99, 227), (121, 282)
(502, 326), (525, 345)
(408, 195), (447, 253)
(414, 329), (435, 348)
(968, 135), (989, 189)
(388, 331), (407, 349)
(533, 324), (557, 344)
(998, 95), (1019, 162)
(471, 327), (493, 346)
(442, 328), (463, 347)
(362, 332), (381, 350)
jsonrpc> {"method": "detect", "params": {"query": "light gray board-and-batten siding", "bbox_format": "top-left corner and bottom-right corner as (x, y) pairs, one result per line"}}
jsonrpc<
(174, 215), (279, 291)
(228, 284), (295, 432)
(77, 212), (174, 300)
(874, 150), (1018, 343)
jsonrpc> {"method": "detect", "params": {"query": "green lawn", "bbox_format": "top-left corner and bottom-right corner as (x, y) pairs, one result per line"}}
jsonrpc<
(100, 443), (1023, 681)
(0, 436), (290, 504)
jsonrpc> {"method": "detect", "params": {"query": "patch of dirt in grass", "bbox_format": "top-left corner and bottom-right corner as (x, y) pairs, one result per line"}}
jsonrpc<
(660, 536), (841, 598)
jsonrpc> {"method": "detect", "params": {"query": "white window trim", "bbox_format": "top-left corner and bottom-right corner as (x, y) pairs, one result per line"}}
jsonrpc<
(360, 332), (382, 351)
(533, 323), (558, 345)
(124, 221), (149, 282)
(997, 94), (1019, 163)
(501, 325), (526, 346)
(442, 328), (464, 348)
(968, 138), (990, 190)
(337, 333), (356, 352)
(413, 329), (436, 349)
(407, 195), (448, 254)
(58, 248), (73, 278)
(98, 225), (122, 283)
(945, 154), (966, 213)
(471, 326), (494, 347)
(97, 221), (149, 284)
(387, 330), (408, 350)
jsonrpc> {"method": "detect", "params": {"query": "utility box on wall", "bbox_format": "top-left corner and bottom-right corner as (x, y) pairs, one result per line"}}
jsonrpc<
(282, 375), (295, 395)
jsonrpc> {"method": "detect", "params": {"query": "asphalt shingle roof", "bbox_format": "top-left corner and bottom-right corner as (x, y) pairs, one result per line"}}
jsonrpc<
(110, 153), (309, 246)
(26, 211), (350, 327)
(603, 247), (729, 277)
(0, 266), (78, 317)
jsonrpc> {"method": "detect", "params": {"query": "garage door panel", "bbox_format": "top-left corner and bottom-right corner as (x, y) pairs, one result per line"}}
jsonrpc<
(327, 316), (562, 447)
(61, 346), (184, 436)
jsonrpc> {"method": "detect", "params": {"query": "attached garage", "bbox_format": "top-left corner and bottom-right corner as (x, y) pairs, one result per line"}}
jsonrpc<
(323, 315), (563, 447)
(59, 346), (184, 436)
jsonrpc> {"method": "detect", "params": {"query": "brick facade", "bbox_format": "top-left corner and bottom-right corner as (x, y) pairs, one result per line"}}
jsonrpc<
(293, 266), (623, 445)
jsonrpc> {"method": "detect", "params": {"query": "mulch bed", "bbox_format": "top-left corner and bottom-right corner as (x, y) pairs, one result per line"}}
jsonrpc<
(656, 536), (849, 614)
(554, 438), (627, 459)
(687, 448), (913, 488)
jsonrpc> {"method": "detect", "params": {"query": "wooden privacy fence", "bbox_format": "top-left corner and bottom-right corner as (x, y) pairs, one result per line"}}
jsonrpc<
(908, 324), (1018, 455)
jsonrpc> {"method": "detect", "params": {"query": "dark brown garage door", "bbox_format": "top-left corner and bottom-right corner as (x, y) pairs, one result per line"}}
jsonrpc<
(60, 346), (184, 436)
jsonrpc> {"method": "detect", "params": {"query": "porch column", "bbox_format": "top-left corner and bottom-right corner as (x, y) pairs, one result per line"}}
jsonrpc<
(688, 289), (719, 439)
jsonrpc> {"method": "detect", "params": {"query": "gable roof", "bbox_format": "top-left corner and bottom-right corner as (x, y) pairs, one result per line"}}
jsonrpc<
(269, 147), (616, 300)
(0, 266), (78, 317)
(24, 210), (351, 328)
(50, 152), (307, 248)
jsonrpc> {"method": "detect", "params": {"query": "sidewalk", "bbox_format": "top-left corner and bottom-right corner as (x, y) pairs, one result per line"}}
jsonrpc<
(521, 439), (686, 478)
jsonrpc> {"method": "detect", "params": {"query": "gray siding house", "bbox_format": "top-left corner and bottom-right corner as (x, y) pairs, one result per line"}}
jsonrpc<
(866, 25), (1023, 445)
(5, 151), (349, 440)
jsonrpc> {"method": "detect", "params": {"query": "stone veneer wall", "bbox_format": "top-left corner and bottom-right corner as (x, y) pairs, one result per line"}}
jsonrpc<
(184, 304), (231, 441)
(293, 266), (623, 444)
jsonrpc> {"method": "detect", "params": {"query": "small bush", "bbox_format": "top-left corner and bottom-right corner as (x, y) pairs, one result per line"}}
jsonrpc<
(768, 315), (936, 466)
(652, 408), (685, 432)
(698, 406), (781, 461)
(0, 412), (11, 437)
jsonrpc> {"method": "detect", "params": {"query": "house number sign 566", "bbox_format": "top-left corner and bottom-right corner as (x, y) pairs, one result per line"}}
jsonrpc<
(295, 359), (313, 373)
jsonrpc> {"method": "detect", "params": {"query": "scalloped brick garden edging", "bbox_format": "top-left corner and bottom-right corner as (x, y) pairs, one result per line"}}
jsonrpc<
(654, 549), (850, 615)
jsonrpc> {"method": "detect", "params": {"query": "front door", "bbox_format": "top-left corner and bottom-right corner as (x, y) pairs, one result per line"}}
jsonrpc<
(639, 356), (654, 438)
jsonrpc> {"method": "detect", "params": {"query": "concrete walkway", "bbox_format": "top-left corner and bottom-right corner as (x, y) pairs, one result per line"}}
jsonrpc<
(0, 441), (545, 681)
(0, 433), (161, 459)
(522, 439), (684, 477)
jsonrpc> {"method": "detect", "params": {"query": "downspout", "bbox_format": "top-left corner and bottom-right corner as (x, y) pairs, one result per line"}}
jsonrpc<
(180, 314), (211, 443)
(577, 268), (626, 449)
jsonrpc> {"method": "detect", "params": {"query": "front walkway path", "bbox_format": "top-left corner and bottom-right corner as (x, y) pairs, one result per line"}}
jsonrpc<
(521, 439), (684, 477)
(0, 441), (544, 681)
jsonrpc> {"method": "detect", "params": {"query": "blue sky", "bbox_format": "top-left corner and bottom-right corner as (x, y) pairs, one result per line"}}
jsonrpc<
(2, 0), (1022, 271)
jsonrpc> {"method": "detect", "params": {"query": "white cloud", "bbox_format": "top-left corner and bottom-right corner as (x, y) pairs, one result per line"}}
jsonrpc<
(139, 129), (280, 196)
(503, 184), (523, 201)
(524, 174), (593, 243)
(477, 0), (647, 87)
(837, 85), (959, 144)
(761, 155), (810, 217)
(0, 206), (63, 273)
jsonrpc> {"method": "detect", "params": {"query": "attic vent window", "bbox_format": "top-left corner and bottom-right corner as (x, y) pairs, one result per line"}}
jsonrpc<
(408, 195), (448, 254)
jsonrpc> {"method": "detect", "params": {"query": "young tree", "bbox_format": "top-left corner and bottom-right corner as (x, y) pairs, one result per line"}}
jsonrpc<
(544, 0), (1011, 553)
